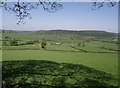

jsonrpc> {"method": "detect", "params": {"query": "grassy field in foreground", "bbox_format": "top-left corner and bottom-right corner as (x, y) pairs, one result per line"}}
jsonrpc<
(3, 60), (118, 87)
(2, 31), (119, 87)
(2, 50), (118, 76)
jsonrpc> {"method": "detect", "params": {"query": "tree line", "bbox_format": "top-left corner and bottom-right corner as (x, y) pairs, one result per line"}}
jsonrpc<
(3, 36), (47, 49)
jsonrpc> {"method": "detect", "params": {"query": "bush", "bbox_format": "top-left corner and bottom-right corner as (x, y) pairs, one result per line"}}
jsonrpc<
(41, 39), (47, 49)
(10, 39), (18, 46)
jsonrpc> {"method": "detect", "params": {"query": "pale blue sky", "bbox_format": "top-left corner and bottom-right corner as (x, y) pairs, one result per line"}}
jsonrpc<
(2, 2), (118, 33)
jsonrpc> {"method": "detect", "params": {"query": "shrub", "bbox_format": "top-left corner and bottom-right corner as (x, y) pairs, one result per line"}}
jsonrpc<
(41, 39), (47, 49)
(10, 39), (18, 46)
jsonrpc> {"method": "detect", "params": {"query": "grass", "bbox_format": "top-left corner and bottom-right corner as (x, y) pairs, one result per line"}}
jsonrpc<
(73, 41), (118, 52)
(3, 33), (73, 43)
(2, 50), (118, 76)
(47, 43), (79, 51)
(2, 60), (118, 87)
(87, 41), (118, 50)
(3, 44), (40, 50)
(2, 32), (119, 87)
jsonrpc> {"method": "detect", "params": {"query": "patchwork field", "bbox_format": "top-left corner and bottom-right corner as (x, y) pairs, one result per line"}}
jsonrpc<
(2, 30), (119, 87)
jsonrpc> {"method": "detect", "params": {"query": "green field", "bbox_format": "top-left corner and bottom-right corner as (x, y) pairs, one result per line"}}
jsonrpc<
(3, 50), (118, 75)
(2, 31), (119, 87)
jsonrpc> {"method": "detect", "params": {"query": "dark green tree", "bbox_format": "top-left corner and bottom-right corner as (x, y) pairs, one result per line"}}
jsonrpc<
(4, 36), (9, 40)
(3, 40), (7, 46)
(78, 42), (81, 46)
(41, 39), (47, 49)
(3, 36), (10, 46)
(10, 39), (18, 46)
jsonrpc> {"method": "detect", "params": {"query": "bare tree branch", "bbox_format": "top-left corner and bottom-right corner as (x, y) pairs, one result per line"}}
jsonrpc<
(92, 1), (116, 10)
(39, 1), (62, 13)
(0, 1), (117, 24)
(0, 0), (62, 24)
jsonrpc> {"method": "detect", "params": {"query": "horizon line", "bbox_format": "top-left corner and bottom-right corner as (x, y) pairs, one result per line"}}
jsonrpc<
(2, 29), (118, 33)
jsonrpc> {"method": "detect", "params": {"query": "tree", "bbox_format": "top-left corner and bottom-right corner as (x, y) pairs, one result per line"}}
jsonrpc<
(0, 0), (62, 24)
(41, 39), (47, 49)
(78, 42), (81, 46)
(10, 39), (18, 46)
(3, 36), (10, 46)
(3, 40), (7, 46)
(0, 1), (117, 24)
(82, 43), (85, 47)
(4, 36), (9, 40)
(92, 2), (117, 10)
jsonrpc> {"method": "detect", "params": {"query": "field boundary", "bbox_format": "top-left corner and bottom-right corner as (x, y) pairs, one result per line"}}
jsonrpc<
(70, 45), (119, 54)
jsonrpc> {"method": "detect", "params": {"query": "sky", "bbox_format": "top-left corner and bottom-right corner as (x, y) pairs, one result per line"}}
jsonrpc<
(2, 2), (118, 33)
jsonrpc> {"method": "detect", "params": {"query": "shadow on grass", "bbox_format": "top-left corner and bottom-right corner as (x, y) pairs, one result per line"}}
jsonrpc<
(2, 60), (118, 88)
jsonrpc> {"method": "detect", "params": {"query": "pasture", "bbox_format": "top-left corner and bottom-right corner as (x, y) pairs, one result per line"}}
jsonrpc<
(2, 31), (119, 87)
(3, 50), (118, 76)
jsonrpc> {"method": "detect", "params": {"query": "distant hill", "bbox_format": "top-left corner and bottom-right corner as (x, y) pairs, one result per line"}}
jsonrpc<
(36, 30), (117, 38)
(2, 30), (17, 33)
(2, 30), (32, 33)
(2, 30), (117, 38)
